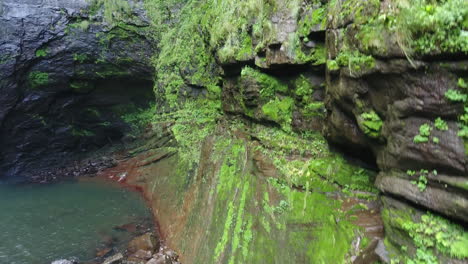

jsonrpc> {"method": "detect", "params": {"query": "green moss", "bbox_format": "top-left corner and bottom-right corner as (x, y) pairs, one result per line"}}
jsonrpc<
(261, 97), (294, 131)
(35, 49), (47, 57)
(147, 0), (220, 108)
(327, 59), (340, 71)
(241, 66), (288, 99)
(396, 0), (468, 54)
(166, 99), (222, 169)
(404, 213), (468, 259)
(358, 110), (383, 138)
(68, 20), (90, 31)
(335, 50), (376, 74)
(293, 41), (327, 65)
(28, 71), (49, 89)
(70, 81), (94, 92)
(356, 22), (387, 54)
(120, 102), (156, 132)
(88, 0), (132, 25)
(73, 53), (89, 63)
(94, 65), (129, 78)
(71, 127), (95, 137)
(293, 75), (324, 116)
(265, 177), (357, 263)
(298, 5), (327, 37)
(214, 199), (236, 260)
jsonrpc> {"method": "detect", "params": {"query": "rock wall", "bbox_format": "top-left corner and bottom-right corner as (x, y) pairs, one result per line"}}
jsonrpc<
(0, 0), (155, 179)
(325, 0), (468, 222)
(141, 0), (467, 262)
(0, 0), (466, 263)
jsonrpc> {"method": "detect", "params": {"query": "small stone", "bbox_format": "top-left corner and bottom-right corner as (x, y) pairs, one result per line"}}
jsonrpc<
(128, 249), (153, 261)
(102, 253), (124, 264)
(51, 260), (74, 264)
(127, 233), (159, 255)
(164, 250), (178, 260)
(145, 255), (171, 264)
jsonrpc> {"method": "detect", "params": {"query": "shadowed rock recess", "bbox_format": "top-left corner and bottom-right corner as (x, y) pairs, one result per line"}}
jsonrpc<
(0, 0), (155, 180)
(1, 0), (467, 263)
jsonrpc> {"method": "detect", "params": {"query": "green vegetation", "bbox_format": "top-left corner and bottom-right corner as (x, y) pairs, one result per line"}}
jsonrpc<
(434, 117), (448, 131)
(414, 123), (432, 143)
(410, 170), (429, 192)
(28, 71), (49, 89)
(204, 121), (377, 263)
(396, 0), (468, 54)
(445, 89), (467, 102)
(68, 20), (90, 31)
(87, 0), (132, 25)
(445, 78), (468, 152)
(241, 67), (287, 99)
(73, 53), (88, 63)
(294, 75), (325, 117)
(261, 97), (294, 131)
(352, 0), (467, 57)
(153, 99), (222, 171)
(35, 49), (47, 57)
(93, 1), (467, 263)
(384, 202), (468, 263)
(298, 6), (327, 37)
(327, 50), (376, 75)
(71, 126), (95, 137)
(120, 103), (156, 133)
(358, 110), (383, 138)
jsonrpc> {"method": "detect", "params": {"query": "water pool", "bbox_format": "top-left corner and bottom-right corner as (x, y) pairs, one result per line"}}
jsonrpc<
(0, 179), (152, 264)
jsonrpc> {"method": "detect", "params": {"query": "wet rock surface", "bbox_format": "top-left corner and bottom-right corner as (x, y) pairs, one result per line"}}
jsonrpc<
(323, 0), (468, 261)
(324, 0), (468, 224)
(97, 232), (179, 264)
(0, 0), (155, 180)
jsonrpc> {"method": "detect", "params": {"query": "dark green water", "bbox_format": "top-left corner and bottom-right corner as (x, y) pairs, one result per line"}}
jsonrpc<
(0, 179), (152, 264)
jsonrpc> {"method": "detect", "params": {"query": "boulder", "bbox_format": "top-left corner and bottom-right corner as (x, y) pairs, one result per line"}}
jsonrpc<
(127, 233), (159, 255)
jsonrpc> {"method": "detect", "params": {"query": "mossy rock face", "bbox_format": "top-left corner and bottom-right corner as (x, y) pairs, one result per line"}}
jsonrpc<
(122, 109), (380, 263)
(324, 0), (468, 227)
(222, 66), (325, 132)
(382, 196), (468, 263)
(376, 171), (468, 223)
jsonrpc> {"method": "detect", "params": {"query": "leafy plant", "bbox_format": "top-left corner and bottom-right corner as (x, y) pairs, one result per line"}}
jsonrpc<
(434, 117), (448, 131)
(410, 170), (430, 192)
(35, 49), (47, 57)
(414, 123), (432, 143)
(261, 97), (294, 131)
(359, 110), (383, 138)
(402, 212), (468, 259)
(445, 89), (467, 102)
(396, 0), (468, 54)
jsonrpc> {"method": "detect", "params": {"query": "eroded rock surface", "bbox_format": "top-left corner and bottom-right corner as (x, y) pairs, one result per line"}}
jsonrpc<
(324, 0), (468, 224)
(0, 0), (155, 179)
